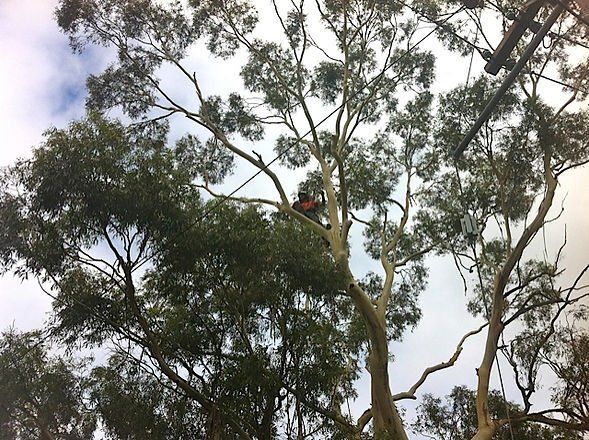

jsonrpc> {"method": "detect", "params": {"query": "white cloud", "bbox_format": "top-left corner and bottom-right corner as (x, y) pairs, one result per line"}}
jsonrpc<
(0, 2), (587, 438)
(0, 0), (111, 331)
(0, 0), (110, 165)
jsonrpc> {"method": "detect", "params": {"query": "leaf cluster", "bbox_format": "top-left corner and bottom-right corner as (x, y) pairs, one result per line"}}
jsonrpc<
(413, 385), (583, 440)
(0, 330), (96, 440)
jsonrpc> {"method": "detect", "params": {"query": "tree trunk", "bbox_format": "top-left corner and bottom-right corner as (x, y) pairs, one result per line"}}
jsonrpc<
(367, 323), (408, 440)
(471, 425), (496, 440)
(470, 149), (557, 440)
(38, 422), (55, 440)
(338, 240), (408, 438)
(357, 285), (408, 439)
(259, 390), (278, 439)
(472, 290), (503, 440)
(206, 408), (223, 440)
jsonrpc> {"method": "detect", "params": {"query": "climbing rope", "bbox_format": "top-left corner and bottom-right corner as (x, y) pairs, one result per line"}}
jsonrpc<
(452, 13), (516, 439)
(454, 167), (516, 440)
(471, 244), (516, 440)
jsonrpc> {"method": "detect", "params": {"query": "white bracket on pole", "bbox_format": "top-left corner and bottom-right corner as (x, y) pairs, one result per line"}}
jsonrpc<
(460, 213), (478, 239)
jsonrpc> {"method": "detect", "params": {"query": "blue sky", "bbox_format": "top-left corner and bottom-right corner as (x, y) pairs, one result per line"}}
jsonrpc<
(0, 0), (115, 330)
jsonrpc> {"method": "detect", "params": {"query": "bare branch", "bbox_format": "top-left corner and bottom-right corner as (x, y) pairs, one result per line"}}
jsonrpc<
(356, 408), (372, 434)
(498, 410), (589, 431)
(393, 323), (488, 401)
(195, 184), (280, 209)
(395, 245), (436, 268)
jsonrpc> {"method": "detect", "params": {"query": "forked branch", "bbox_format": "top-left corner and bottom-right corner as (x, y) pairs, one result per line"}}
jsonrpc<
(393, 323), (488, 401)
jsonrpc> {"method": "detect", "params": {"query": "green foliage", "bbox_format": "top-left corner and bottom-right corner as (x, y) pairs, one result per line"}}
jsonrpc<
(90, 357), (205, 439)
(413, 386), (583, 440)
(202, 93), (264, 141)
(241, 40), (303, 111)
(312, 61), (344, 104)
(175, 134), (235, 184)
(20, 0), (589, 437)
(343, 135), (402, 211)
(429, 77), (589, 238)
(275, 134), (310, 169)
(419, 75), (589, 319)
(0, 112), (200, 279)
(550, 329), (589, 423)
(0, 330), (96, 440)
(431, 77), (537, 224)
(549, 108), (589, 171)
(360, 271), (423, 341)
(0, 114), (368, 438)
(140, 205), (362, 436)
(194, 0), (258, 59)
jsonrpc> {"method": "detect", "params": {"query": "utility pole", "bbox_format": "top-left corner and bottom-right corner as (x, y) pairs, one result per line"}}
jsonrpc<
(453, 1), (567, 158)
(484, 0), (545, 75)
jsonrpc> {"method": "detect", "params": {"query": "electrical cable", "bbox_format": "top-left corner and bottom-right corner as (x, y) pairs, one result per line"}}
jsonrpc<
(131, 2), (586, 285)
(487, 0), (589, 50)
(145, 1), (581, 276)
(397, 0), (490, 57)
(398, 0), (589, 95)
(547, 29), (589, 50)
(529, 70), (589, 94)
(453, 166), (516, 440)
(453, 14), (515, 438)
(555, 0), (589, 28)
(452, 145), (517, 440)
(442, 2), (585, 432)
(17, 2), (464, 423)
(132, 5), (465, 272)
(471, 243), (516, 440)
(20, 0), (582, 352)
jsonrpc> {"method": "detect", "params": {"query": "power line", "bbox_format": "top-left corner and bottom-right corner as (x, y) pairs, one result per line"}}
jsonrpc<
(461, 29), (589, 95)
(13, 4), (577, 436)
(399, 0), (490, 58)
(530, 70), (589, 95)
(471, 242), (516, 440)
(453, 30), (589, 95)
(547, 28), (589, 50)
(401, 0), (587, 69)
(448, 20), (589, 95)
(486, 0), (589, 50)
(539, 23), (589, 51)
(454, 18), (515, 438)
(407, 2), (589, 95)
(555, 0), (589, 28)
(33, 2), (585, 328)
(133, 5), (465, 271)
(408, 4), (589, 96)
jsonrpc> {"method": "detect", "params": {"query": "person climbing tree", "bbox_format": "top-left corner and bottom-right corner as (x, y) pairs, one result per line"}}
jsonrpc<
(293, 192), (325, 226)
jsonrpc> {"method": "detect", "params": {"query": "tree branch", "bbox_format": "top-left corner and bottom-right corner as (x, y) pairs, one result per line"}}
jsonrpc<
(393, 323), (487, 401)
(282, 383), (357, 434)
